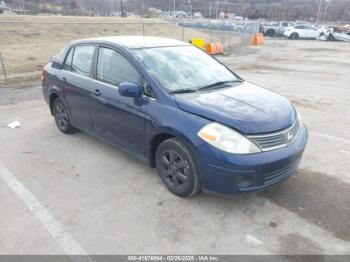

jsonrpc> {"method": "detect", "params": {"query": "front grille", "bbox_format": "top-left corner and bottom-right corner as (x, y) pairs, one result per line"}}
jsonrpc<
(248, 119), (300, 151)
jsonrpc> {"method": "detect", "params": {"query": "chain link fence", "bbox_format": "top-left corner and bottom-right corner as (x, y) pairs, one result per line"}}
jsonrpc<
(0, 18), (260, 86)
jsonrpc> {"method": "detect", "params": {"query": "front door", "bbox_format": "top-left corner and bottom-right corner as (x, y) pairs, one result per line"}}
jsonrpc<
(89, 46), (145, 154)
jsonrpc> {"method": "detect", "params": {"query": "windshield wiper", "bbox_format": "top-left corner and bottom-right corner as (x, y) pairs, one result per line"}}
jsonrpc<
(169, 89), (197, 94)
(198, 80), (243, 91)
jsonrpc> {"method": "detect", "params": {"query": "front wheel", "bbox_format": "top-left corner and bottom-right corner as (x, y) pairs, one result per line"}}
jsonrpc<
(327, 34), (335, 41)
(156, 138), (200, 197)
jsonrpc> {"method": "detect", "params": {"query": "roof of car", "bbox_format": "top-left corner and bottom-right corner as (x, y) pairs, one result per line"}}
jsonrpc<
(72, 36), (190, 49)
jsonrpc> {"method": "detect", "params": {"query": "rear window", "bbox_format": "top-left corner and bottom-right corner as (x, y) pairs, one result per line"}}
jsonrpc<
(71, 45), (95, 78)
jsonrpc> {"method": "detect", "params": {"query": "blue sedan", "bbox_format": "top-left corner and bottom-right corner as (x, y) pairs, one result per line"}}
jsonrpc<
(42, 36), (308, 197)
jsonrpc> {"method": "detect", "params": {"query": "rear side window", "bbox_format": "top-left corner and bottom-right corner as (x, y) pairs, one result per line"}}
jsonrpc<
(96, 47), (140, 87)
(62, 47), (74, 71)
(295, 25), (305, 29)
(71, 45), (95, 78)
(306, 26), (317, 31)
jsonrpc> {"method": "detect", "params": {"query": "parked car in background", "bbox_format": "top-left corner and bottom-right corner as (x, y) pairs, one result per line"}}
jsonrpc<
(326, 27), (350, 42)
(284, 25), (319, 39)
(42, 36), (308, 197)
(263, 21), (295, 36)
(318, 25), (333, 37)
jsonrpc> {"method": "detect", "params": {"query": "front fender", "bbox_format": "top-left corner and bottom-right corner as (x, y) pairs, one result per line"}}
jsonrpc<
(145, 101), (211, 163)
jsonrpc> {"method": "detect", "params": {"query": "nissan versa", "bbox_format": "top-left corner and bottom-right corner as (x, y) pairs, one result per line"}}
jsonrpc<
(42, 36), (308, 197)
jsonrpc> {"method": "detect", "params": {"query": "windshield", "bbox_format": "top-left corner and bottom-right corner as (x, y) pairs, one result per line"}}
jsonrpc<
(132, 45), (239, 93)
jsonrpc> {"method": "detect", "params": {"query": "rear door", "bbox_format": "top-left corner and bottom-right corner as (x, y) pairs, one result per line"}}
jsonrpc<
(60, 44), (96, 130)
(89, 46), (145, 154)
(295, 25), (306, 37)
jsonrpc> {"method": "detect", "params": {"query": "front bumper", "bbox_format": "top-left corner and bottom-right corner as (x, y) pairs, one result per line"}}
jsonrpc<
(194, 124), (308, 194)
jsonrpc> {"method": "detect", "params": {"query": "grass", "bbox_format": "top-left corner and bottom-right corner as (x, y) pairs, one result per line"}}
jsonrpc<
(0, 15), (238, 85)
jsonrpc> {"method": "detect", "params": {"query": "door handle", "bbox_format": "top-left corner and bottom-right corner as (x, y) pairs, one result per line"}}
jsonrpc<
(91, 89), (107, 104)
(61, 77), (67, 83)
(93, 89), (101, 97)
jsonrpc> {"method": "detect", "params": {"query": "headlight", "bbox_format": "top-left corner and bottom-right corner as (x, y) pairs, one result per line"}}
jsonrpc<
(297, 110), (302, 124)
(197, 122), (261, 154)
(294, 107), (302, 125)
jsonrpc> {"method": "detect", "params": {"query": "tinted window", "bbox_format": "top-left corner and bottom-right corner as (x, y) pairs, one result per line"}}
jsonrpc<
(295, 25), (305, 29)
(282, 22), (288, 27)
(62, 47), (74, 71)
(96, 47), (140, 87)
(71, 45), (95, 78)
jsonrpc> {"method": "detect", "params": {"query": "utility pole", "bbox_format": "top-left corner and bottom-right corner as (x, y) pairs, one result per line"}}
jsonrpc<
(141, 0), (144, 18)
(315, 0), (323, 25)
(120, 0), (124, 17)
(209, 1), (212, 19)
(322, 0), (331, 23)
(173, 0), (176, 19)
(215, 0), (219, 20)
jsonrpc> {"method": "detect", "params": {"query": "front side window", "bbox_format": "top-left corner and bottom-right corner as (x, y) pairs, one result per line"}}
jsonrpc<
(132, 45), (238, 93)
(71, 45), (95, 77)
(96, 47), (140, 87)
(142, 78), (156, 98)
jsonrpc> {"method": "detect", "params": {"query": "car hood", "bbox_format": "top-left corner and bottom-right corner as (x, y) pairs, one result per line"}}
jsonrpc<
(174, 81), (296, 134)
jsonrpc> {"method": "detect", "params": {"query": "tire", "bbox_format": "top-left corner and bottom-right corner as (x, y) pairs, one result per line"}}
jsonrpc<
(155, 138), (200, 197)
(289, 33), (298, 40)
(327, 34), (334, 41)
(265, 29), (275, 37)
(53, 97), (75, 134)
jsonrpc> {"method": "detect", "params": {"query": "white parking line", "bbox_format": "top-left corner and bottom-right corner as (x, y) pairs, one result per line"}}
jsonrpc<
(310, 131), (350, 145)
(0, 162), (88, 255)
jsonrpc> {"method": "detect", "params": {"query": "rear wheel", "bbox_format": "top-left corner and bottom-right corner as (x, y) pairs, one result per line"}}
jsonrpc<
(156, 138), (200, 197)
(53, 97), (75, 134)
(290, 33), (299, 40)
(265, 29), (275, 37)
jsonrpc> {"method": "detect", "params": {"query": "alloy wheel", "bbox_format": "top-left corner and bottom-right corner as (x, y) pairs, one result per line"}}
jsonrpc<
(55, 102), (68, 130)
(159, 149), (189, 189)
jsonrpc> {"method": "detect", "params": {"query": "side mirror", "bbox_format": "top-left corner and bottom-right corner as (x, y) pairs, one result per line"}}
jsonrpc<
(118, 82), (141, 98)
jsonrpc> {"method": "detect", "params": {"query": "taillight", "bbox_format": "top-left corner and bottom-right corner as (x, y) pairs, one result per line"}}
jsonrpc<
(41, 68), (44, 81)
